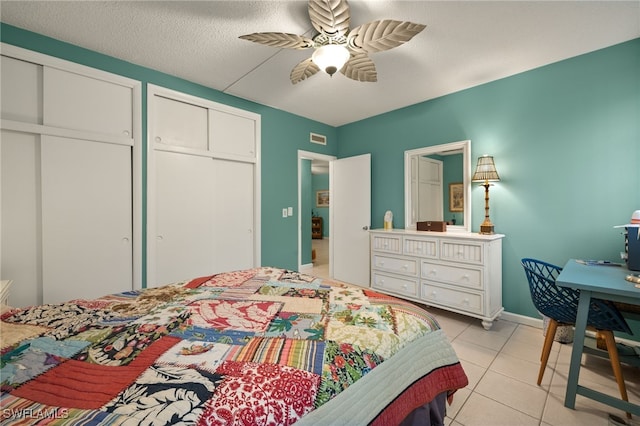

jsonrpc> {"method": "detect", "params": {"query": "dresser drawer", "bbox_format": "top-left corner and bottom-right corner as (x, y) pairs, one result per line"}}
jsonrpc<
(372, 254), (418, 276)
(440, 241), (483, 264)
(372, 272), (418, 298)
(422, 282), (483, 315)
(421, 262), (483, 290)
(403, 236), (438, 258)
(371, 234), (402, 254)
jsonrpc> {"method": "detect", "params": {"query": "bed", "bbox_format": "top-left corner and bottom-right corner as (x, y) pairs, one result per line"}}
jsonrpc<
(0, 267), (468, 425)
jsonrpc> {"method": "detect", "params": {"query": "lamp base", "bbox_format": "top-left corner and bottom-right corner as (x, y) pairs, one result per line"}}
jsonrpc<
(479, 224), (495, 235)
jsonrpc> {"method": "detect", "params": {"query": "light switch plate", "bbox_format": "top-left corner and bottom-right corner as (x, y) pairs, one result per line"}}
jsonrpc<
(287, 207), (293, 216)
(282, 208), (288, 218)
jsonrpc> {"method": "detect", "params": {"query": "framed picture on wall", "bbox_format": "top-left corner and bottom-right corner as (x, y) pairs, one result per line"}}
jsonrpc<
(449, 182), (464, 212)
(316, 190), (329, 207)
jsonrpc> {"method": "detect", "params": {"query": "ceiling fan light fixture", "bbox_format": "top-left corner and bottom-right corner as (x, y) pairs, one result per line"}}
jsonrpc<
(312, 44), (350, 76)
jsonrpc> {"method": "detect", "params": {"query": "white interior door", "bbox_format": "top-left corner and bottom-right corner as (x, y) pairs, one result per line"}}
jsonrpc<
(330, 153), (371, 286)
(41, 135), (132, 303)
(417, 156), (443, 221)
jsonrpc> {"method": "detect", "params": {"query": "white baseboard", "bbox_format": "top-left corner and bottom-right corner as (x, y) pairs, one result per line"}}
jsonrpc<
(502, 310), (639, 347)
(501, 311), (543, 329)
(299, 263), (313, 271)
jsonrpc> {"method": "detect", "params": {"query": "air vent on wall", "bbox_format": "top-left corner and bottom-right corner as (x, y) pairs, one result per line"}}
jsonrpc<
(310, 132), (327, 145)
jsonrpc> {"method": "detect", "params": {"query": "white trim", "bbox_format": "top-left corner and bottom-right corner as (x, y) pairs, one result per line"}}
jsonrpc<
(299, 263), (314, 271)
(1, 43), (138, 89)
(500, 311), (543, 328)
(501, 311), (639, 347)
(0, 120), (133, 147)
(404, 140), (471, 233)
(297, 150), (336, 271)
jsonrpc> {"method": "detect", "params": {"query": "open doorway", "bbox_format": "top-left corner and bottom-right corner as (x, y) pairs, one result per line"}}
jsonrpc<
(298, 151), (335, 278)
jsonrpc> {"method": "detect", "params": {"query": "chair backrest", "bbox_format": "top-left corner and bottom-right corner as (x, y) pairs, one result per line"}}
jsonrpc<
(521, 258), (632, 334)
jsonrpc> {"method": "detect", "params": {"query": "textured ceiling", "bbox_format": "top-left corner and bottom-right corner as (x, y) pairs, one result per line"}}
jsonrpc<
(1, 1), (638, 126)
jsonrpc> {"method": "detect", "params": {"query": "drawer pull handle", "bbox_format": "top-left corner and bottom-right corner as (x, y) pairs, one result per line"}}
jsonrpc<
(403, 264), (408, 269)
(462, 274), (469, 281)
(429, 269), (436, 275)
(403, 284), (408, 290)
(463, 298), (470, 305)
(431, 290), (437, 297)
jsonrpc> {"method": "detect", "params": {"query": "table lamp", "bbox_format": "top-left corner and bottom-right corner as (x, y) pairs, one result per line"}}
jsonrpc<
(472, 155), (500, 234)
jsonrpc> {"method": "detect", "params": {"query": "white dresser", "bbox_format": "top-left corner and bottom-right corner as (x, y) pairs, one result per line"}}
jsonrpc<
(370, 229), (504, 330)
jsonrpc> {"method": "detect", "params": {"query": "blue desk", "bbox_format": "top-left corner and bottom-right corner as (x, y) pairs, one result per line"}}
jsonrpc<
(556, 259), (640, 415)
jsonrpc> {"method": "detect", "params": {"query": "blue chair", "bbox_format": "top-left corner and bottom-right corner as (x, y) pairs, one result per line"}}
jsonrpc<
(521, 258), (632, 407)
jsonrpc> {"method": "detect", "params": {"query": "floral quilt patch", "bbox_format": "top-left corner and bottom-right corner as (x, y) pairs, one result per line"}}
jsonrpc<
(186, 300), (282, 333)
(104, 364), (223, 424)
(315, 340), (384, 407)
(200, 361), (320, 426)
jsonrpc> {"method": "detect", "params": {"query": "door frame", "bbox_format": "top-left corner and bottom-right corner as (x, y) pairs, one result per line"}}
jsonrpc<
(297, 150), (336, 272)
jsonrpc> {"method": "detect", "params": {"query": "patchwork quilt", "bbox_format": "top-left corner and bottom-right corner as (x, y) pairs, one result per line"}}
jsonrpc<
(0, 267), (468, 425)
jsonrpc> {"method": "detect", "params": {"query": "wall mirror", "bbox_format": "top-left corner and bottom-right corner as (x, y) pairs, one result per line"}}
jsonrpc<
(404, 140), (472, 233)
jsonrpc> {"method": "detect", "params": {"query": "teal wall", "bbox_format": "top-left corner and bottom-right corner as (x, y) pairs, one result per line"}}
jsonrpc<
(2, 23), (639, 331)
(0, 23), (338, 277)
(337, 39), (640, 329)
(312, 173), (330, 237)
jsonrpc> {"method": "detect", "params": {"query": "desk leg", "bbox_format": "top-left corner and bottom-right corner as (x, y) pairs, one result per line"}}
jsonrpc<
(564, 290), (591, 409)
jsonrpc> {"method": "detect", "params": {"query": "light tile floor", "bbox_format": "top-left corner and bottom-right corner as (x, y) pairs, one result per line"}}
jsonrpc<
(310, 237), (640, 425)
(429, 308), (640, 426)
(310, 238), (330, 279)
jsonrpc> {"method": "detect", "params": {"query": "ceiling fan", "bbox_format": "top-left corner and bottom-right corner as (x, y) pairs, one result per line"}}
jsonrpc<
(239, 0), (426, 84)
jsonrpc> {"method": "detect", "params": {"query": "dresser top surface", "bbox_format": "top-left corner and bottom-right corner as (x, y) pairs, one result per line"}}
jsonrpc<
(370, 229), (505, 241)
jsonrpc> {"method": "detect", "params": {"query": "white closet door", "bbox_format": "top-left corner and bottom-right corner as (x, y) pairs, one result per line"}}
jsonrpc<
(209, 109), (256, 159)
(211, 159), (255, 272)
(43, 67), (132, 138)
(41, 135), (132, 303)
(1, 56), (42, 124)
(154, 95), (208, 150)
(154, 151), (216, 287)
(1, 130), (41, 308)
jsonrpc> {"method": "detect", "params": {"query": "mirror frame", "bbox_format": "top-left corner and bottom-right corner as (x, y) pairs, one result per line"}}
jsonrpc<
(404, 140), (472, 233)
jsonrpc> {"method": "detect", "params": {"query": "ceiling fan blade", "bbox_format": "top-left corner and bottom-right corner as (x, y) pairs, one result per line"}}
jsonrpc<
(347, 20), (426, 53)
(308, 0), (350, 37)
(290, 58), (320, 84)
(340, 52), (377, 82)
(239, 32), (314, 49)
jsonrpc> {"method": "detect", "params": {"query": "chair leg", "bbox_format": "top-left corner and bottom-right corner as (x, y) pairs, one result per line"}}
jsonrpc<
(538, 318), (557, 385)
(601, 330), (631, 419)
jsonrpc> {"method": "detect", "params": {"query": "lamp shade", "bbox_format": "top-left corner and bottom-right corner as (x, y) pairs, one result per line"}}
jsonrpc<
(312, 44), (350, 76)
(472, 155), (500, 182)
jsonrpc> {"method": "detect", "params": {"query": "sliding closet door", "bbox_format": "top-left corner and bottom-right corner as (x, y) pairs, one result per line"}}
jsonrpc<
(147, 85), (260, 288)
(154, 150), (216, 286)
(1, 45), (141, 307)
(41, 136), (132, 304)
(0, 131), (42, 308)
(212, 159), (255, 272)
